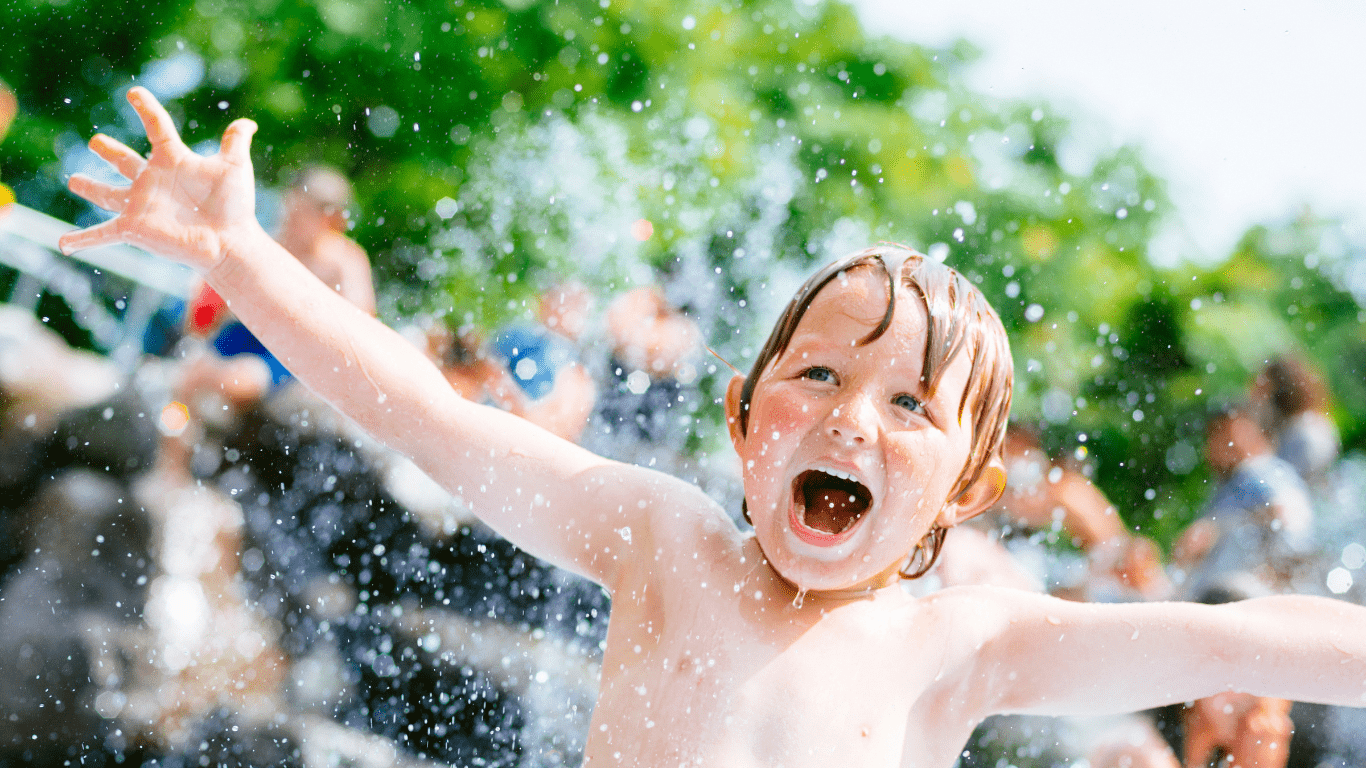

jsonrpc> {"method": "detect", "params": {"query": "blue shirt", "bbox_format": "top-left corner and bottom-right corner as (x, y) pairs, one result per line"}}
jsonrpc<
(491, 325), (574, 400)
(1185, 454), (1315, 601)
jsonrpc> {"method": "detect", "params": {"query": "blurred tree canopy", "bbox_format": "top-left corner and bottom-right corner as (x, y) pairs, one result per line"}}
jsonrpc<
(2, 0), (1364, 546)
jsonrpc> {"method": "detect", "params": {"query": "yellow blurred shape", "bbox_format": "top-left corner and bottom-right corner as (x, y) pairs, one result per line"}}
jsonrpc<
(159, 401), (191, 437)
(1022, 225), (1058, 260)
(945, 156), (974, 188)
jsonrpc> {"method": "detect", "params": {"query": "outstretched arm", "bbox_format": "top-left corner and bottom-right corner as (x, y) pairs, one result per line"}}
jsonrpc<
(59, 88), (719, 590)
(946, 587), (1366, 719)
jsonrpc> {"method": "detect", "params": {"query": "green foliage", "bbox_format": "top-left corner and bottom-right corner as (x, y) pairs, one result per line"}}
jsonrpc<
(3, 0), (1363, 548)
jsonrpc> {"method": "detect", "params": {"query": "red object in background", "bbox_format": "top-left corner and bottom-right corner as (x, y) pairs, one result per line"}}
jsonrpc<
(188, 283), (229, 335)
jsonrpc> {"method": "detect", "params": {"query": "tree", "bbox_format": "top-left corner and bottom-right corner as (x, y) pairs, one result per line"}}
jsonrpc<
(3, 0), (1362, 547)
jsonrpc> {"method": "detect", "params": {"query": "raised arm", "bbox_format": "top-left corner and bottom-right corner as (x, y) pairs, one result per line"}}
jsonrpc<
(58, 87), (717, 590)
(946, 587), (1366, 719)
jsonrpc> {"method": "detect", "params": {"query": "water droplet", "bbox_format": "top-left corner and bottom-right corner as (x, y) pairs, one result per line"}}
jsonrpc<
(1327, 567), (1353, 594)
(791, 589), (806, 609)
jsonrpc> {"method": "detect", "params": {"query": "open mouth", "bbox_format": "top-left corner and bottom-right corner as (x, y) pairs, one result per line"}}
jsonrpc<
(790, 469), (873, 542)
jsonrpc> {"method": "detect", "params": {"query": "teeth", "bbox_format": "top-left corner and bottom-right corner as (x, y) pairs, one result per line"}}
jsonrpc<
(813, 466), (860, 484)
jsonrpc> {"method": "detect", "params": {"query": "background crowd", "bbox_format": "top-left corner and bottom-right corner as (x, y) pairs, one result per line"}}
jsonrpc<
(3, 0), (1366, 766)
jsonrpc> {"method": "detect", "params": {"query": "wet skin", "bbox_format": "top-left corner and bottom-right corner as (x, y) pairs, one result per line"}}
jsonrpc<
(60, 87), (1366, 768)
(583, 269), (1010, 766)
(726, 266), (1003, 594)
(592, 533), (993, 768)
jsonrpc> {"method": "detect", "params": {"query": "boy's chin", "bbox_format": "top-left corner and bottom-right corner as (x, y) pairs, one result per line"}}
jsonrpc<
(762, 547), (901, 595)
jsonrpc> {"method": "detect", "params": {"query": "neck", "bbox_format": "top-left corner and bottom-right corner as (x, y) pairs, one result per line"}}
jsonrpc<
(750, 537), (905, 605)
(805, 580), (903, 602)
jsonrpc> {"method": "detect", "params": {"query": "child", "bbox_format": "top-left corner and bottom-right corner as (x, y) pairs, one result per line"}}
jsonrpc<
(60, 87), (1366, 768)
(274, 164), (375, 316)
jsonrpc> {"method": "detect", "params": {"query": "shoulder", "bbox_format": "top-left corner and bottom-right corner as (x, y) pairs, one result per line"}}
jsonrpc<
(903, 586), (1052, 713)
(911, 585), (1033, 654)
(919, 583), (1039, 617)
(643, 475), (745, 559)
(317, 231), (369, 268)
(916, 585), (1149, 656)
(598, 464), (745, 591)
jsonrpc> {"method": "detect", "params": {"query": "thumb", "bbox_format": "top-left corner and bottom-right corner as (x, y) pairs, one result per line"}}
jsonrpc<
(221, 118), (258, 165)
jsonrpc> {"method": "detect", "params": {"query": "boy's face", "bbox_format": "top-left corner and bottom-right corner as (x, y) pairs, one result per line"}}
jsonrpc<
(726, 267), (1003, 593)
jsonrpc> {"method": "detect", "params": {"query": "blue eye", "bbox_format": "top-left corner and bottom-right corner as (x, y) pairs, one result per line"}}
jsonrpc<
(802, 366), (836, 383)
(893, 393), (924, 413)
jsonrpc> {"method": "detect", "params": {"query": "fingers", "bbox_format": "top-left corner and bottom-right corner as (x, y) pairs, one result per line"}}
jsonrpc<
(67, 174), (130, 214)
(220, 118), (258, 166)
(88, 133), (147, 180)
(58, 218), (123, 255)
(126, 86), (186, 153)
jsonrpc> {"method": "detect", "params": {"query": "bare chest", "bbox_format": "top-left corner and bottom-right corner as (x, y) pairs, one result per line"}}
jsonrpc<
(584, 585), (970, 768)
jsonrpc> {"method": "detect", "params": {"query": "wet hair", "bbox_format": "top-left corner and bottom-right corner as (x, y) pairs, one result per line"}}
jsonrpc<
(737, 244), (1014, 505)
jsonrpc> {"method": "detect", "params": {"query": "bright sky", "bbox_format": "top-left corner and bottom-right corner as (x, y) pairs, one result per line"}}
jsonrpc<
(849, 0), (1366, 265)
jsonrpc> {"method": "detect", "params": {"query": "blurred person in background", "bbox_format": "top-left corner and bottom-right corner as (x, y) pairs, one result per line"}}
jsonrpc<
(1164, 405), (1320, 768)
(427, 313), (595, 443)
(274, 165), (375, 316)
(949, 425), (1171, 602)
(604, 286), (701, 393)
(184, 164), (374, 388)
(490, 281), (597, 443)
(1173, 405), (1315, 599)
(586, 286), (702, 472)
(426, 322), (517, 405)
(1251, 354), (1341, 488)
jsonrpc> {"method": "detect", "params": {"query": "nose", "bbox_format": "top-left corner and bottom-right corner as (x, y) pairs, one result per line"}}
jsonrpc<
(825, 391), (877, 445)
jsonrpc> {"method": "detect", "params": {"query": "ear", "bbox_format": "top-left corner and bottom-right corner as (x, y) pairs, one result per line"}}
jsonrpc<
(937, 456), (1007, 528)
(724, 373), (747, 450)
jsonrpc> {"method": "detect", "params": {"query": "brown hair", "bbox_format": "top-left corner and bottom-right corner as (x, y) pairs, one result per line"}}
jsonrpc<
(737, 244), (1014, 505)
(1260, 354), (1330, 426)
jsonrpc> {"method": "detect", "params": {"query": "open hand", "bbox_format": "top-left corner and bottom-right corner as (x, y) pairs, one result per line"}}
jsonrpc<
(58, 86), (261, 272)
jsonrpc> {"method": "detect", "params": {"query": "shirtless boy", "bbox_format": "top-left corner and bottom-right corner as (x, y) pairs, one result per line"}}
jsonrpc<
(60, 88), (1366, 768)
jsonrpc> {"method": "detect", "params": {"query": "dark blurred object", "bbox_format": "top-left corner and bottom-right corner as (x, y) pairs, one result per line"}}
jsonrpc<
(217, 400), (608, 765)
(44, 391), (158, 477)
(0, 471), (154, 761)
